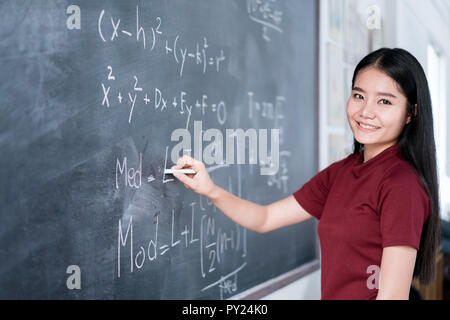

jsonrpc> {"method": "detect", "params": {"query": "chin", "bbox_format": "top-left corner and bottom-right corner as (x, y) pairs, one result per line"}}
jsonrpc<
(352, 128), (381, 146)
(354, 136), (377, 145)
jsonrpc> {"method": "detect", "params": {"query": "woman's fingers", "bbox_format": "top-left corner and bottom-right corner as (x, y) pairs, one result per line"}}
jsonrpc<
(175, 155), (193, 169)
(173, 171), (194, 188)
(171, 155), (209, 193)
(190, 159), (205, 173)
(173, 155), (204, 173)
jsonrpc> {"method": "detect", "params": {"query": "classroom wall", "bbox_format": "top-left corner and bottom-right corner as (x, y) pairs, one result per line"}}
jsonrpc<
(258, 0), (450, 300)
(261, 269), (321, 300)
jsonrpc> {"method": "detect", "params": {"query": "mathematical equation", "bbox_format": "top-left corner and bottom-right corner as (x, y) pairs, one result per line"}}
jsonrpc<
(117, 194), (247, 299)
(114, 143), (248, 299)
(95, 2), (289, 299)
(98, 6), (226, 77)
(114, 144), (191, 189)
(247, 92), (290, 193)
(247, 0), (283, 41)
(101, 65), (227, 128)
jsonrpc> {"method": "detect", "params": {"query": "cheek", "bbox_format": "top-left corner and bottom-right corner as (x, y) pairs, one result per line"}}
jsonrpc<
(385, 116), (404, 134)
(381, 102), (408, 123)
(346, 101), (357, 120)
(378, 111), (404, 131)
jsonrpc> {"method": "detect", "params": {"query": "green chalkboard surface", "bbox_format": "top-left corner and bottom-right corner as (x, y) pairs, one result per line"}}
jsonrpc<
(0, 0), (318, 299)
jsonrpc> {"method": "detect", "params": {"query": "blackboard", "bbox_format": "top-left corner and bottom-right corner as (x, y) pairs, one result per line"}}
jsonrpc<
(0, 0), (318, 299)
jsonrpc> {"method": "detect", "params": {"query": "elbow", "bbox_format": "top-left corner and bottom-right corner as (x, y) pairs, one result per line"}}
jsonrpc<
(239, 225), (267, 234)
(256, 206), (271, 234)
(376, 295), (409, 300)
(376, 290), (410, 300)
(249, 222), (268, 234)
(255, 227), (269, 234)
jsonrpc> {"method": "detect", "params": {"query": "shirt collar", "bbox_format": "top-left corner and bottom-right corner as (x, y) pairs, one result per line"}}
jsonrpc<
(351, 144), (401, 178)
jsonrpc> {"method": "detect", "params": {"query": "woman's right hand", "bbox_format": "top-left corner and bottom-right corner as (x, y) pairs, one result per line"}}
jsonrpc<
(171, 155), (216, 197)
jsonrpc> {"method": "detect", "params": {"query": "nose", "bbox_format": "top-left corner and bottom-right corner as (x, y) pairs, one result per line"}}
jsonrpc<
(360, 100), (376, 119)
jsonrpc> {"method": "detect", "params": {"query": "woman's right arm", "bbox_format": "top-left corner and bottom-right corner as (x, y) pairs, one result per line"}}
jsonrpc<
(171, 155), (314, 233)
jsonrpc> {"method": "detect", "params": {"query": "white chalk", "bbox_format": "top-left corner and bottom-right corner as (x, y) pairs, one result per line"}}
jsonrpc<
(164, 169), (196, 174)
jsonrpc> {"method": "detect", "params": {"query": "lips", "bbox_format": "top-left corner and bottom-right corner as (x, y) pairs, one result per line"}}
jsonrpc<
(356, 120), (380, 130)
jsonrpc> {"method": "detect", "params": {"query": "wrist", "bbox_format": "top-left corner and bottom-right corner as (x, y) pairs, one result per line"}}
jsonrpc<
(206, 184), (220, 201)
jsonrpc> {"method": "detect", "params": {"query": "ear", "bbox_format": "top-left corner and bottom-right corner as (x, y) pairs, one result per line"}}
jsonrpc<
(406, 104), (417, 124)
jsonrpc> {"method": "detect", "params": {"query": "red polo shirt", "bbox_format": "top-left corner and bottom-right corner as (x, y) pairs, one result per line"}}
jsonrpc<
(293, 144), (430, 300)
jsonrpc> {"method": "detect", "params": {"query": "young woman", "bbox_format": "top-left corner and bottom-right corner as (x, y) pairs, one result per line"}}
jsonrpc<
(171, 48), (441, 300)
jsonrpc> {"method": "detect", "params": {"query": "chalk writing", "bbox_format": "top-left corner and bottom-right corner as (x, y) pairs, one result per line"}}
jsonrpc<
(247, 0), (283, 41)
(117, 162), (247, 299)
(98, 6), (226, 77)
(117, 201), (247, 298)
(116, 153), (142, 189)
(247, 92), (290, 188)
(101, 66), (227, 128)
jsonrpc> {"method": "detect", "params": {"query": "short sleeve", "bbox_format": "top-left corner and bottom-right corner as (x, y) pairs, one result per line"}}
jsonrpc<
(293, 160), (344, 220)
(378, 166), (431, 251)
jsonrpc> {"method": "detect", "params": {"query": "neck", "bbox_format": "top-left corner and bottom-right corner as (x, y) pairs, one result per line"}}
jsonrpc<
(362, 141), (397, 163)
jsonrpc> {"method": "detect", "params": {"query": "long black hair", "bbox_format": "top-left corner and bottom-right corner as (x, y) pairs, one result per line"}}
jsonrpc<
(351, 48), (441, 285)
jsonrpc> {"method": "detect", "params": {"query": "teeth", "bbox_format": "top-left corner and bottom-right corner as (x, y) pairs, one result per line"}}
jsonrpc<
(358, 122), (378, 130)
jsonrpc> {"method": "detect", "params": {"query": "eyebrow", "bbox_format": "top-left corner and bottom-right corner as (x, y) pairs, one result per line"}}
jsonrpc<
(352, 86), (398, 99)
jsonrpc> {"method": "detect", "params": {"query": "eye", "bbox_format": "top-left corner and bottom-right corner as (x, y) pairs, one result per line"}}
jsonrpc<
(353, 93), (363, 99)
(379, 99), (392, 105)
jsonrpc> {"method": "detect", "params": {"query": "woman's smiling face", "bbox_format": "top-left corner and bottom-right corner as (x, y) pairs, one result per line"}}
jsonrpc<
(346, 67), (412, 151)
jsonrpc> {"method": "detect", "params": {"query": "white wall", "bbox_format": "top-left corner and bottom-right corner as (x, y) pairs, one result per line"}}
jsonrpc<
(260, 269), (321, 300)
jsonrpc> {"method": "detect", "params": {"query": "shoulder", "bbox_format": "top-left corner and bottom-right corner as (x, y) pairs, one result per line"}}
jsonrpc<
(380, 160), (425, 187)
(313, 152), (358, 187)
(377, 159), (430, 212)
(376, 159), (431, 240)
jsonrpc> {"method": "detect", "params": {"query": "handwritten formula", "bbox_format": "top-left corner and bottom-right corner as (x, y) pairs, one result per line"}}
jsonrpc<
(98, 6), (226, 77)
(95, 3), (285, 299)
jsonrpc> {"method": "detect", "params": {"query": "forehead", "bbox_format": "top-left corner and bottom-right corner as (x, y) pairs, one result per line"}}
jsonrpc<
(354, 67), (404, 95)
